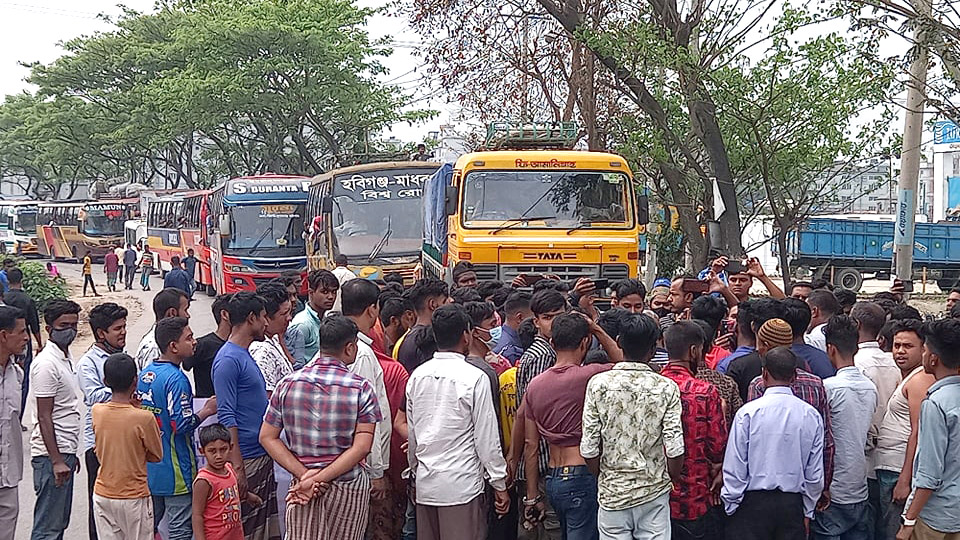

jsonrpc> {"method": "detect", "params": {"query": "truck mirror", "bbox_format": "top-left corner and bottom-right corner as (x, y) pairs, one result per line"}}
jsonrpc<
(321, 196), (333, 214)
(445, 186), (458, 216)
(218, 215), (231, 237)
(636, 194), (650, 225)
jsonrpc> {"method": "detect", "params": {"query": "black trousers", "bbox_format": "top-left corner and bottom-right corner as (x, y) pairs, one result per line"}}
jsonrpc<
(82, 274), (98, 296)
(725, 490), (804, 540)
(85, 448), (100, 540)
(673, 506), (724, 540)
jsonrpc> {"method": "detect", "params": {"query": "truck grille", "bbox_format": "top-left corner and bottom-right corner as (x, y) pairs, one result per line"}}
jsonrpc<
(501, 265), (601, 284)
(250, 259), (305, 272)
(600, 264), (630, 280)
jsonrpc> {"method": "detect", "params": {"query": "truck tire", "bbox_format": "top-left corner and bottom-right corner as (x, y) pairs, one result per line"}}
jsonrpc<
(835, 268), (863, 292)
(938, 277), (959, 292)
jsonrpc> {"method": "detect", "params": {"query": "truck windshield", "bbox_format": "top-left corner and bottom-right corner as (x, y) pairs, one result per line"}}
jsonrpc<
(82, 205), (126, 236)
(462, 170), (631, 228)
(331, 195), (422, 258)
(15, 211), (37, 235)
(227, 203), (306, 256)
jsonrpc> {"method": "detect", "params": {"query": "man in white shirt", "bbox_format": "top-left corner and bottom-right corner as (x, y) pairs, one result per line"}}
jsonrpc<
(339, 280), (392, 529)
(28, 299), (83, 540)
(850, 301), (902, 531)
(406, 304), (509, 540)
(135, 288), (190, 370)
(804, 290), (838, 352)
(331, 254), (357, 313)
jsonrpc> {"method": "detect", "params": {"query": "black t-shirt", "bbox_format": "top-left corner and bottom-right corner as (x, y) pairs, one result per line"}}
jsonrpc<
(726, 351), (763, 403)
(184, 332), (225, 398)
(397, 324), (436, 375)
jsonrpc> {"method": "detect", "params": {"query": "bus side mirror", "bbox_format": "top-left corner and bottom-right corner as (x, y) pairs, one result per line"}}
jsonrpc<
(218, 215), (230, 237)
(444, 186), (458, 216)
(637, 194), (650, 225)
(321, 196), (333, 214)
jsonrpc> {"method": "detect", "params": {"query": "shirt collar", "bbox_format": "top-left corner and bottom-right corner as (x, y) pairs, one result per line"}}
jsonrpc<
(310, 355), (347, 369)
(500, 324), (519, 341)
(434, 351), (466, 362)
(836, 365), (859, 376)
(613, 361), (653, 372)
(660, 363), (693, 377)
(357, 331), (373, 346)
(928, 375), (960, 396)
(733, 345), (755, 354)
(859, 341), (881, 350)
(807, 323), (826, 335)
(764, 386), (795, 397)
(42, 341), (70, 363)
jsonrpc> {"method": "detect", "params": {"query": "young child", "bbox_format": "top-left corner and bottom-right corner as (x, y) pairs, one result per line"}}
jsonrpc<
(91, 353), (163, 540)
(192, 424), (262, 540)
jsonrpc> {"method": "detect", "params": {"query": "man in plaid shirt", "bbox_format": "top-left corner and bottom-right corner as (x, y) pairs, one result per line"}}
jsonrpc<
(259, 314), (383, 540)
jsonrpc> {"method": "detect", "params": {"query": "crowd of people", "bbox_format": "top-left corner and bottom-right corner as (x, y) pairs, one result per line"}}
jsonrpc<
(0, 257), (958, 540)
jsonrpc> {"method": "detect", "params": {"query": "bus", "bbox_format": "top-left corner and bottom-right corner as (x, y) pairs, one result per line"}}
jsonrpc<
(37, 199), (140, 261)
(0, 201), (40, 256)
(145, 190), (214, 292)
(306, 161), (439, 285)
(208, 175), (310, 293)
(422, 149), (647, 286)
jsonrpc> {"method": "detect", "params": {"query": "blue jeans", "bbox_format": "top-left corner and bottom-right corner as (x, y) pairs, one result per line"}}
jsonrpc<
(874, 470), (904, 540)
(402, 487), (417, 540)
(152, 493), (193, 540)
(31, 454), (78, 540)
(545, 465), (599, 540)
(813, 500), (871, 540)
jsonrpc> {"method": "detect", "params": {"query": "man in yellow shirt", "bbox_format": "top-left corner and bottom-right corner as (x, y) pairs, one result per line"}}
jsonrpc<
(82, 250), (100, 297)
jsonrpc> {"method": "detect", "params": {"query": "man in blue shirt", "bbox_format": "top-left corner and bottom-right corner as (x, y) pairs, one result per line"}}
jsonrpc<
(897, 318), (960, 540)
(181, 249), (198, 299)
(138, 317), (217, 540)
(782, 298), (836, 380)
(722, 346), (825, 539)
(123, 244), (138, 290)
(0, 258), (14, 293)
(212, 291), (277, 537)
(494, 291), (531, 364)
(163, 256), (193, 297)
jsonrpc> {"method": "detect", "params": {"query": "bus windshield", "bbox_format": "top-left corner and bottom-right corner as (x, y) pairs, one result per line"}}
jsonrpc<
(332, 195), (422, 258)
(462, 170), (632, 228)
(227, 203), (306, 256)
(82, 205), (127, 236)
(14, 210), (37, 235)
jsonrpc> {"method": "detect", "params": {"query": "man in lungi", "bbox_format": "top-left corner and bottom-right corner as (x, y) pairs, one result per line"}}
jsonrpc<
(259, 314), (382, 540)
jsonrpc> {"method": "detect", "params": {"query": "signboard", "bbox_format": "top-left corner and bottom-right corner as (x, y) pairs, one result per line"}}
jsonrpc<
(230, 180), (310, 195)
(335, 169), (433, 202)
(894, 188), (916, 246)
(934, 121), (960, 145)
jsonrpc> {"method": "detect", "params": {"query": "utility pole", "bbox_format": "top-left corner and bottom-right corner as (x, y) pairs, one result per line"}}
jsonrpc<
(893, 0), (933, 290)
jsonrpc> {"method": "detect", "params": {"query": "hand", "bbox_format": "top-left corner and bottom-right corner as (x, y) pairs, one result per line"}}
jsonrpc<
(245, 492), (263, 507)
(200, 397), (218, 418)
(714, 332), (735, 351)
(370, 477), (389, 500)
(572, 277), (596, 298)
(745, 257), (765, 278)
(235, 461), (248, 498)
(706, 272), (726, 294)
(505, 458), (516, 489)
(893, 477), (911, 503)
(711, 256), (728, 274)
(52, 459), (73, 487)
(890, 279), (905, 301)
(494, 489), (510, 516)
(130, 393), (143, 409)
(511, 274), (528, 288)
(523, 500), (545, 523)
(805, 518), (811, 538)
(400, 440), (409, 454)
(816, 490), (831, 512)
(896, 525), (914, 540)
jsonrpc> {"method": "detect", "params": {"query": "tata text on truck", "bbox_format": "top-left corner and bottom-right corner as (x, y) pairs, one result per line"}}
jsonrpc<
(307, 162), (439, 285)
(208, 175), (310, 293)
(422, 122), (647, 285)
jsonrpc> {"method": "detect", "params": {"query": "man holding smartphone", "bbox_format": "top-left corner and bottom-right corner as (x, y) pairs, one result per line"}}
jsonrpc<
(700, 256), (785, 303)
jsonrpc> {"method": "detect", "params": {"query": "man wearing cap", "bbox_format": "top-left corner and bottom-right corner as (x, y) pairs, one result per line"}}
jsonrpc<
(727, 318), (794, 402)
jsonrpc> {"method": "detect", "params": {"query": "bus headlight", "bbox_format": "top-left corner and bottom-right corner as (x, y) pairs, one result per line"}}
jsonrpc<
(228, 265), (254, 273)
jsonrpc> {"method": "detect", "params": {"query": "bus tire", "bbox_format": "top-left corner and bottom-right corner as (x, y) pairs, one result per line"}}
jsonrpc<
(71, 246), (79, 263)
(835, 267), (863, 292)
(206, 284), (216, 297)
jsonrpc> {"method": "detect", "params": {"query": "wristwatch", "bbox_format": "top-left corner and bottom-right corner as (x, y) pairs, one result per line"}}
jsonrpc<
(901, 516), (917, 527)
(522, 494), (543, 506)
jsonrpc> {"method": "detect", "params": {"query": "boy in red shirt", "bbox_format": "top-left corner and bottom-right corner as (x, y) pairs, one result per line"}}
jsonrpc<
(192, 424), (261, 540)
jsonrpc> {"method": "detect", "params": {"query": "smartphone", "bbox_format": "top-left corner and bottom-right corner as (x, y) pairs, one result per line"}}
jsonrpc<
(681, 278), (710, 294)
(725, 260), (746, 275)
(592, 278), (609, 291)
(900, 280), (914, 293)
(723, 318), (737, 335)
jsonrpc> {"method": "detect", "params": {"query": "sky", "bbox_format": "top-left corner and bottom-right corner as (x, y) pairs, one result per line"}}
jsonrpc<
(0, 0), (449, 143)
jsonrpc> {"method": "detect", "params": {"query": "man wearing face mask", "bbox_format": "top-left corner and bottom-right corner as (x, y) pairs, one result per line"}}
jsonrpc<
(77, 302), (128, 540)
(465, 302), (512, 377)
(27, 299), (83, 540)
(0, 305), (29, 539)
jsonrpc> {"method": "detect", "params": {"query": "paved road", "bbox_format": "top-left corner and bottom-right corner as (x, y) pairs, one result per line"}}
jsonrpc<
(16, 259), (216, 540)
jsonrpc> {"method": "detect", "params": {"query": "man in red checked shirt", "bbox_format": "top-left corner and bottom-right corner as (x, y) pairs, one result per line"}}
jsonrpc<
(660, 321), (728, 540)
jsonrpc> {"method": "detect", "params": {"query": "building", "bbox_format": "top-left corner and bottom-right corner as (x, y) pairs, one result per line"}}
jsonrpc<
(815, 159), (895, 214)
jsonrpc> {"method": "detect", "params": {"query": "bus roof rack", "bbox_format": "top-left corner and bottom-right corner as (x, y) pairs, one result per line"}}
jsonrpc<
(484, 121), (578, 150)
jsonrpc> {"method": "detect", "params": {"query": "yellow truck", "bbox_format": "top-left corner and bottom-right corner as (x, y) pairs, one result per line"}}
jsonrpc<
(422, 147), (647, 285)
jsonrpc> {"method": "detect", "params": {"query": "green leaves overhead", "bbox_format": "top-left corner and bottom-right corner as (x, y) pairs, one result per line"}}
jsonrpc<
(1, 0), (433, 195)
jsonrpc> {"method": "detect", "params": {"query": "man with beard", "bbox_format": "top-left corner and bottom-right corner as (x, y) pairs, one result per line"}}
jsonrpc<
(213, 292), (280, 540)
(0, 305), (29, 539)
(288, 269), (339, 366)
(77, 303), (128, 540)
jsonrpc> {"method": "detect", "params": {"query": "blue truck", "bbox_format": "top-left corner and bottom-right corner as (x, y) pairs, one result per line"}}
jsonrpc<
(790, 217), (960, 292)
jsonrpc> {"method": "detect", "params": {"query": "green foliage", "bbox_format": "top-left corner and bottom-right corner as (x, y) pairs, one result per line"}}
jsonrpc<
(18, 260), (68, 312)
(0, 0), (434, 194)
(653, 226), (685, 278)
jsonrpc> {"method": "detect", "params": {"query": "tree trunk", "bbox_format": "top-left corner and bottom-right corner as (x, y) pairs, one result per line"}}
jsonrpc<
(776, 221), (792, 292)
